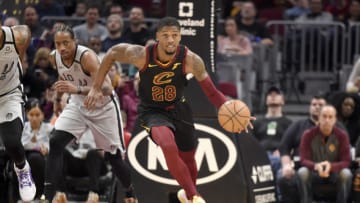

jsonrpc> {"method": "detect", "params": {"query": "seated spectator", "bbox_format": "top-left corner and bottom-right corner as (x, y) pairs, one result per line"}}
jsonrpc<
(35, 0), (65, 19)
(278, 95), (327, 203)
(352, 135), (360, 201)
(21, 98), (53, 199)
(283, 0), (310, 20)
(88, 35), (106, 61)
(23, 47), (58, 100)
(72, 0), (87, 17)
(122, 7), (153, 46)
(325, 0), (350, 21)
(128, 0), (166, 18)
(236, 1), (274, 46)
(121, 72), (140, 133)
(101, 14), (126, 52)
(23, 5), (46, 40)
(73, 4), (108, 45)
(108, 63), (123, 90)
(217, 17), (253, 56)
(328, 92), (360, 146)
(298, 105), (352, 203)
(295, 0), (333, 23)
(251, 86), (292, 176)
(105, 3), (125, 17)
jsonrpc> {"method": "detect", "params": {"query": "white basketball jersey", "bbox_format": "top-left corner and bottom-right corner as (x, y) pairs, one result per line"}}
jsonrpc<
(53, 45), (110, 107)
(0, 26), (22, 96)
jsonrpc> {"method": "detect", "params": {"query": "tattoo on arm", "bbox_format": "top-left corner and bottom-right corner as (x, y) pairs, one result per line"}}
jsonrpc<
(127, 45), (145, 65)
(192, 54), (206, 79)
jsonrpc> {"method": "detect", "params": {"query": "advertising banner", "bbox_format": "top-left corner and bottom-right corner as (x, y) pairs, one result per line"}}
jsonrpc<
(127, 118), (276, 203)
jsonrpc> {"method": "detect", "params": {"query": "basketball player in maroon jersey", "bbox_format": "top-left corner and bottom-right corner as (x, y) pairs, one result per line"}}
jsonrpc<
(85, 16), (254, 203)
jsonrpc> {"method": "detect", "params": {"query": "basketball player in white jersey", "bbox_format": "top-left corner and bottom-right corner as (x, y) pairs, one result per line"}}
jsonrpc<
(0, 21), (36, 201)
(42, 25), (137, 203)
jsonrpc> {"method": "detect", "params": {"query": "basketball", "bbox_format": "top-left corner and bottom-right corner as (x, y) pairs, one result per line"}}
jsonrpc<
(218, 100), (251, 133)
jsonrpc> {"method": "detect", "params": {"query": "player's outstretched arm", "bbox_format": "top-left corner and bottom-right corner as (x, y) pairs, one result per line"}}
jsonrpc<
(188, 51), (255, 132)
(85, 43), (146, 109)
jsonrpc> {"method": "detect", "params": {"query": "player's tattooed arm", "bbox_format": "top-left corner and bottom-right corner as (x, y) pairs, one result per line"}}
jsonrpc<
(186, 51), (209, 81)
(106, 44), (146, 68)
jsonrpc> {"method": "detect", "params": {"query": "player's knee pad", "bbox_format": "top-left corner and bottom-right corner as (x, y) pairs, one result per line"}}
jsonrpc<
(49, 130), (74, 154)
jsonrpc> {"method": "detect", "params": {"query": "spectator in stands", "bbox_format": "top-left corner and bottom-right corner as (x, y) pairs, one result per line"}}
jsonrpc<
(3, 16), (19, 27)
(73, 4), (108, 45)
(295, 0), (333, 23)
(23, 47), (58, 100)
(328, 92), (360, 146)
(298, 105), (352, 203)
(41, 85), (56, 123)
(102, 14), (126, 52)
(217, 17), (253, 56)
(122, 7), (153, 46)
(251, 86), (292, 175)
(88, 35), (106, 61)
(325, 0), (350, 21)
(128, 0), (166, 18)
(108, 3), (125, 17)
(277, 95), (327, 203)
(352, 135), (360, 202)
(22, 98), (53, 199)
(23, 5), (45, 40)
(342, 0), (360, 27)
(35, 0), (65, 19)
(346, 57), (360, 93)
(283, 0), (310, 20)
(72, 0), (87, 17)
(236, 1), (274, 46)
(122, 72), (140, 133)
(108, 63), (125, 90)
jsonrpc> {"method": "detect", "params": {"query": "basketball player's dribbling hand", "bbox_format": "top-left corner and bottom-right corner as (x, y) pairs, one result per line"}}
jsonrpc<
(84, 88), (104, 110)
(244, 116), (256, 133)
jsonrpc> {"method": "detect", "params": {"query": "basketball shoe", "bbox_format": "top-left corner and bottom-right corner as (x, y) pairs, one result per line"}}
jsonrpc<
(177, 189), (190, 203)
(191, 195), (206, 203)
(14, 160), (36, 202)
(86, 191), (99, 203)
(52, 192), (67, 203)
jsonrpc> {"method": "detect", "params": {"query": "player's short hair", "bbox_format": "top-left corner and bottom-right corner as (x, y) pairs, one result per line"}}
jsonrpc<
(54, 24), (75, 39)
(156, 16), (180, 32)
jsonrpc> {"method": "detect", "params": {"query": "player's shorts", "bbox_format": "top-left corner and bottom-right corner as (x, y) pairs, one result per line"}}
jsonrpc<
(0, 89), (24, 124)
(138, 99), (198, 151)
(55, 96), (124, 154)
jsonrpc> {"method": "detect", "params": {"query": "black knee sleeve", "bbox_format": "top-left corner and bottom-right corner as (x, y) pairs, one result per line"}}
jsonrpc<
(44, 130), (74, 199)
(0, 118), (25, 164)
(105, 149), (132, 188)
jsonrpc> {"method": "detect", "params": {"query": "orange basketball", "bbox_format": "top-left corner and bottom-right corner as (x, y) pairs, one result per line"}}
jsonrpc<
(218, 100), (251, 133)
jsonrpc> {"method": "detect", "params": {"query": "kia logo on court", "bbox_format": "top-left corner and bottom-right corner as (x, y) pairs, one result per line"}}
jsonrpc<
(127, 123), (237, 185)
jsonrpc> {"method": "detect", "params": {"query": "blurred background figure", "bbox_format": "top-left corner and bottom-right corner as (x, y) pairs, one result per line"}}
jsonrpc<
(73, 4), (108, 45)
(217, 17), (253, 56)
